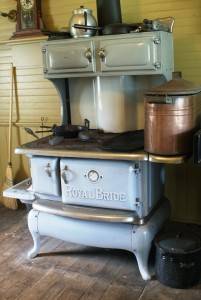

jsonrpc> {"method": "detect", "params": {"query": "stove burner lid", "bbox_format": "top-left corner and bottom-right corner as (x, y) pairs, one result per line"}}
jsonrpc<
(78, 129), (104, 141)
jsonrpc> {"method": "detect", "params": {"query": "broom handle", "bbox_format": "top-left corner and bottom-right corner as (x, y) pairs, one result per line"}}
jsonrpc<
(8, 64), (14, 164)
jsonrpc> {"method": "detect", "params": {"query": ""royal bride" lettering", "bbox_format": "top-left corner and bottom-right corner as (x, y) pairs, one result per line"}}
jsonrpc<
(65, 186), (127, 202)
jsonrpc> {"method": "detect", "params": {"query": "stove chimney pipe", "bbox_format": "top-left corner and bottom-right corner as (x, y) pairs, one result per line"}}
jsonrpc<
(96, 0), (122, 27)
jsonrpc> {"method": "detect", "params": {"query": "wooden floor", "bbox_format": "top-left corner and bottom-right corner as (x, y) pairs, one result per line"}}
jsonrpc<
(0, 205), (201, 300)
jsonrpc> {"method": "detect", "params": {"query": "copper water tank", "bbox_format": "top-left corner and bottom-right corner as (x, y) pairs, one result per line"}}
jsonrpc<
(144, 78), (201, 155)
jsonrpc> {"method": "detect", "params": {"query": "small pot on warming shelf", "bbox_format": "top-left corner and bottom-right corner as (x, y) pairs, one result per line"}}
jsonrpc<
(144, 77), (201, 155)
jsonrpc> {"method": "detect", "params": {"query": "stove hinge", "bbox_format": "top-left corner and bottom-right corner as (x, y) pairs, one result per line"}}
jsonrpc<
(132, 163), (143, 216)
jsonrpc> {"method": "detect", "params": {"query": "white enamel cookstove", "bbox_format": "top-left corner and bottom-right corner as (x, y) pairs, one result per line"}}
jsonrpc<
(4, 31), (174, 280)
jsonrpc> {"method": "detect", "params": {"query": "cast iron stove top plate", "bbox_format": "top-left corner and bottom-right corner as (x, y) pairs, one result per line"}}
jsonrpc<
(101, 130), (144, 152)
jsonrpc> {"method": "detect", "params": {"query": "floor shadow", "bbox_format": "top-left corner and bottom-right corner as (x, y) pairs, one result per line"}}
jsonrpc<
(37, 247), (135, 259)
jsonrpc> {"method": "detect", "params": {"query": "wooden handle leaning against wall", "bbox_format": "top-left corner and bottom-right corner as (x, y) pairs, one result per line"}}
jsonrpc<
(1, 64), (18, 210)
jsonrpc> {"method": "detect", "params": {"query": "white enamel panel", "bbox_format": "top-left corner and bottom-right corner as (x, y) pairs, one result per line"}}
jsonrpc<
(95, 76), (142, 133)
(28, 200), (170, 280)
(69, 77), (98, 129)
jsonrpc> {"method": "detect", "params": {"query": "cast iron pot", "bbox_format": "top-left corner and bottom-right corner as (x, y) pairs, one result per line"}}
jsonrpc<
(155, 227), (201, 289)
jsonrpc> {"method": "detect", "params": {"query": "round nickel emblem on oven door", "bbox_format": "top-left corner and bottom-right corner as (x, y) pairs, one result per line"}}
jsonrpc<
(88, 170), (99, 182)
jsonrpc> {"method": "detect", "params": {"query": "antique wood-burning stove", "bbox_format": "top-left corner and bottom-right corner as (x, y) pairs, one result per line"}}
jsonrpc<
(4, 31), (176, 280)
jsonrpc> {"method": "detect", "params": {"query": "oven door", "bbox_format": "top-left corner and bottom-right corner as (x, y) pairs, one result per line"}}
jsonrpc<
(60, 158), (140, 211)
(31, 157), (61, 197)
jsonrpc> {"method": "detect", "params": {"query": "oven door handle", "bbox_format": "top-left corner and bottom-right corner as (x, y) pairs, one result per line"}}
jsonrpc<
(45, 163), (52, 177)
(61, 171), (68, 185)
(61, 166), (70, 184)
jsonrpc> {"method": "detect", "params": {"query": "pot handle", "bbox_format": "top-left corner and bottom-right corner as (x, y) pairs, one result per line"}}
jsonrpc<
(153, 17), (175, 33)
(84, 11), (88, 31)
(193, 129), (201, 164)
(84, 118), (90, 129)
(73, 24), (102, 31)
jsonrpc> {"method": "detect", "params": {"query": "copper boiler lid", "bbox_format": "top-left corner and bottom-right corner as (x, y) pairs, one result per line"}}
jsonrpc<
(146, 78), (201, 96)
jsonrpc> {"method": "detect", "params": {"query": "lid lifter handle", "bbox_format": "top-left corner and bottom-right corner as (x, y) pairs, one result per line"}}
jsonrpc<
(84, 11), (88, 32)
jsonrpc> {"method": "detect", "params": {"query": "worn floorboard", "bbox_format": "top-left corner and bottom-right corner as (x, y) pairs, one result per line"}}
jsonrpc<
(0, 205), (201, 300)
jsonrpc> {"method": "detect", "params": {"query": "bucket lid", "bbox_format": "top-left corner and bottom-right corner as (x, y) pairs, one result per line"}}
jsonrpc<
(146, 78), (201, 96)
(156, 231), (201, 254)
(73, 6), (92, 15)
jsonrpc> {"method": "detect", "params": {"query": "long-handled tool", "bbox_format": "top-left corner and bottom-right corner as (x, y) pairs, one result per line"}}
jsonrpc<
(24, 127), (39, 139)
(2, 64), (18, 210)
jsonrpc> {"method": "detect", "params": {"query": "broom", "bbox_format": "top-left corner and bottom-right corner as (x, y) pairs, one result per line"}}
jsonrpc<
(2, 64), (18, 210)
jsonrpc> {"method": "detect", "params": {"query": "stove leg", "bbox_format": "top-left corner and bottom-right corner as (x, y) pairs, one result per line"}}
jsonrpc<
(134, 248), (151, 281)
(132, 200), (170, 280)
(27, 210), (41, 259)
(28, 231), (41, 259)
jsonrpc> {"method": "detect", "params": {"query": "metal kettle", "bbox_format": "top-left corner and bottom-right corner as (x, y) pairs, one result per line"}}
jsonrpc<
(69, 6), (97, 38)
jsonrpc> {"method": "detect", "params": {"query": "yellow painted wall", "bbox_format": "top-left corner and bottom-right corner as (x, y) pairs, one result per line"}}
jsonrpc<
(0, 0), (201, 223)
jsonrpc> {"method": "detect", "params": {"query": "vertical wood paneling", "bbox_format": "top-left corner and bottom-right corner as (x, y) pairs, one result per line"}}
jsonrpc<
(0, 1), (201, 222)
(0, 10), (61, 189)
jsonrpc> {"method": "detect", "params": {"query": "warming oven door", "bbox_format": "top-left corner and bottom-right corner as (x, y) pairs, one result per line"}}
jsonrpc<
(98, 35), (161, 73)
(43, 41), (95, 75)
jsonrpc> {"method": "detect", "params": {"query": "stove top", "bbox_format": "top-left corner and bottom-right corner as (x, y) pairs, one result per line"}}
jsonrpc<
(22, 132), (119, 151)
(16, 133), (147, 161)
(23, 130), (144, 152)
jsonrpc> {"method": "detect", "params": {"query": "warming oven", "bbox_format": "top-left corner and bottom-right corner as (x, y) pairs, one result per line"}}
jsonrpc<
(4, 30), (174, 280)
